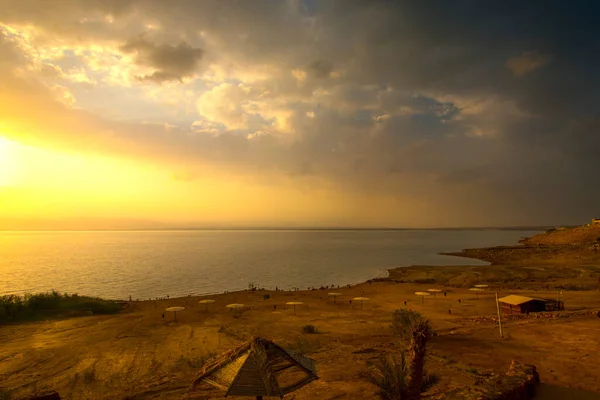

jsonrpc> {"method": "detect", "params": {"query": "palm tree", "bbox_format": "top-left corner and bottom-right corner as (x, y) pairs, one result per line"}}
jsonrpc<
(365, 352), (439, 400)
(389, 309), (436, 400)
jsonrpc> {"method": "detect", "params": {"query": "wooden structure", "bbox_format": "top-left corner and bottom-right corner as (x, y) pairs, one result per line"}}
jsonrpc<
(192, 337), (318, 399)
(498, 295), (564, 314)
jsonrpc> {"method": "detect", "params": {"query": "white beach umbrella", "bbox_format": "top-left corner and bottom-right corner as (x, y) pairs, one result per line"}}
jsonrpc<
(286, 301), (303, 315)
(469, 288), (485, 299)
(353, 297), (369, 310)
(199, 299), (215, 311)
(328, 292), (342, 303)
(165, 306), (185, 321)
(226, 303), (245, 317)
(415, 292), (431, 304)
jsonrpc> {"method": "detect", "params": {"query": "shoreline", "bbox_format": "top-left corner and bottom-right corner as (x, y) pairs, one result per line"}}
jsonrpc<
(6, 226), (600, 302)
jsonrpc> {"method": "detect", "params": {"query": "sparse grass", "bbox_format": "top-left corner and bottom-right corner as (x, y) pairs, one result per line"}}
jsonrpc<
(83, 365), (97, 384)
(302, 324), (317, 334)
(0, 291), (121, 323)
(285, 335), (320, 355)
(421, 372), (441, 392)
(466, 367), (479, 375)
(176, 352), (217, 369)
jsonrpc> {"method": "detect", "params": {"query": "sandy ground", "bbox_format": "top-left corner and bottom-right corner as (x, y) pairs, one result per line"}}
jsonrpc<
(1, 281), (599, 399)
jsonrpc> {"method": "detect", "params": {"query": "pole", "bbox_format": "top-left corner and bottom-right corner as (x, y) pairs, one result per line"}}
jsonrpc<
(495, 292), (504, 338)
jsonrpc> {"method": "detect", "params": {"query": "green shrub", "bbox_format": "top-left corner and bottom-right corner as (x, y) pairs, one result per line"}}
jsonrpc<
(0, 291), (121, 323)
(302, 324), (317, 334)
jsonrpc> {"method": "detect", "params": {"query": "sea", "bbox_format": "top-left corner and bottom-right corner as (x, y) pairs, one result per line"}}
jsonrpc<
(0, 229), (541, 300)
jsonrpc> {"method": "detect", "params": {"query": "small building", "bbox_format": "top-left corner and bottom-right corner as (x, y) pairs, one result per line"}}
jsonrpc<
(498, 295), (564, 314)
(592, 218), (600, 224)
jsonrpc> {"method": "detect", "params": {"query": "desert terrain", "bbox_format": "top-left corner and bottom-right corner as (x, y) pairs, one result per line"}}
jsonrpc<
(1, 224), (600, 399)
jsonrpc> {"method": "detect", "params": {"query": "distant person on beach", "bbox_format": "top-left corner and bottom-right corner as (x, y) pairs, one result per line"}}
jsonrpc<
(404, 301), (407, 306)
(458, 299), (461, 304)
(161, 313), (164, 320)
(444, 291), (447, 297)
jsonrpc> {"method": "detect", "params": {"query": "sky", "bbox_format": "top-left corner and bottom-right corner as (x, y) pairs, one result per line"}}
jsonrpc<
(1, 0), (599, 229)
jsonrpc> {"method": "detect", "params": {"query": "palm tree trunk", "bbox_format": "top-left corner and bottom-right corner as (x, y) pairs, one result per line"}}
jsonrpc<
(405, 338), (426, 400)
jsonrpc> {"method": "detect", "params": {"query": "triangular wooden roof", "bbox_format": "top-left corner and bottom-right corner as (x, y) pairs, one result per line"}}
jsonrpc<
(192, 337), (318, 397)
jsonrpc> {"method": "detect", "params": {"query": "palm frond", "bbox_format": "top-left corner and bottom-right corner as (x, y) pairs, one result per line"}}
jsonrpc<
(365, 353), (409, 400)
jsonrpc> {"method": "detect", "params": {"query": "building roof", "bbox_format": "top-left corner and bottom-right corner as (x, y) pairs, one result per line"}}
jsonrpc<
(192, 337), (318, 397)
(498, 295), (539, 306)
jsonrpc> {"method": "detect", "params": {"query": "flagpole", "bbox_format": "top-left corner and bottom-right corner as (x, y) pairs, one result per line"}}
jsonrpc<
(495, 292), (504, 338)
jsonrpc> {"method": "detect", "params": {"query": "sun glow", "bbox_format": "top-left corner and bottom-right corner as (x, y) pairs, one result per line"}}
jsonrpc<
(0, 135), (179, 220)
(0, 137), (21, 187)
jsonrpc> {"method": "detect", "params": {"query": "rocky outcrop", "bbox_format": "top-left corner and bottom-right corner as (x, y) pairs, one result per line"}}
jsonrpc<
(449, 309), (600, 325)
(431, 361), (539, 400)
(492, 361), (540, 399)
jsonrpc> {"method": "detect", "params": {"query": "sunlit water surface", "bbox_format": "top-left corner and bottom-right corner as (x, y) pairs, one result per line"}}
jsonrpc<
(0, 229), (541, 299)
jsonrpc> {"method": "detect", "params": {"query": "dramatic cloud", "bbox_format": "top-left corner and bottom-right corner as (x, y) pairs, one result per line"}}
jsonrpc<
(1, 0), (599, 227)
(120, 35), (204, 82)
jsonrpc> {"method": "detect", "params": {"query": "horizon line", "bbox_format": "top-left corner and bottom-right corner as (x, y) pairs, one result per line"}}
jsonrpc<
(0, 226), (558, 232)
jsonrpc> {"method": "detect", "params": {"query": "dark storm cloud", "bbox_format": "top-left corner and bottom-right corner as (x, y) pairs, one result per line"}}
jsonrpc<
(120, 35), (204, 83)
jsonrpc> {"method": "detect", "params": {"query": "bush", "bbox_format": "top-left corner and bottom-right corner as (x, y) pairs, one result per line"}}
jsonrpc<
(365, 353), (440, 399)
(302, 324), (317, 334)
(0, 291), (121, 323)
(83, 366), (96, 384)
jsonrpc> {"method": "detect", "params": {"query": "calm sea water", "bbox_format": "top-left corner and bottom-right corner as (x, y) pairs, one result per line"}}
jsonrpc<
(0, 230), (540, 300)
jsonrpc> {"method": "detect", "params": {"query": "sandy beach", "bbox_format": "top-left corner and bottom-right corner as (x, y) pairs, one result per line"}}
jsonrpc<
(1, 226), (600, 399)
